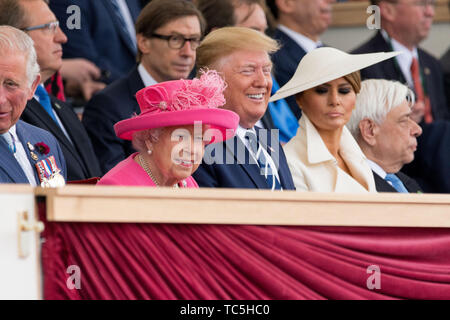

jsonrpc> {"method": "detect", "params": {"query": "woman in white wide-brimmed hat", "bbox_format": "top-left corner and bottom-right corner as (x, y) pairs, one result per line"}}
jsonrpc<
(270, 47), (399, 192)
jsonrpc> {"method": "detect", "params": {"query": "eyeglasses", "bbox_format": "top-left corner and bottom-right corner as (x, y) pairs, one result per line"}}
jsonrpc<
(22, 21), (59, 34)
(151, 33), (201, 50)
(386, 0), (436, 7)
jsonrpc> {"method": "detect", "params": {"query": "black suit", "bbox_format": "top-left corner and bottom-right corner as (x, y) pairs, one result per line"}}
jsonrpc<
(373, 171), (422, 193)
(83, 66), (144, 174)
(270, 28), (307, 119)
(352, 31), (449, 120)
(352, 31), (450, 193)
(21, 96), (101, 181)
(193, 127), (295, 190)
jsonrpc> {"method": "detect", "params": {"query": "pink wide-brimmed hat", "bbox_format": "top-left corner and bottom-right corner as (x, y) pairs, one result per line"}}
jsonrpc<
(114, 70), (239, 143)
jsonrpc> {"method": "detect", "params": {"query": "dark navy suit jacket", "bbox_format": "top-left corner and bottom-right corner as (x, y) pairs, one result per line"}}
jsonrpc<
(373, 171), (422, 193)
(0, 120), (66, 184)
(50, 0), (142, 83)
(193, 127), (295, 190)
(83, 66), (144, 174)
(271, 28), (307, 120)
(352, 31), (450, 193)
(21, 96), (101, 181)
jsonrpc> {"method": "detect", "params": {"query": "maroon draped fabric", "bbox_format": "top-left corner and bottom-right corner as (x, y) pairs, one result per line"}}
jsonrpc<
(41, 219), (450, 300)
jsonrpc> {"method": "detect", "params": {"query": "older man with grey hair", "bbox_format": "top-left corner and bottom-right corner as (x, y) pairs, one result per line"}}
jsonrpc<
(347, 79), (422, 193)
(0, 25), (66, 185)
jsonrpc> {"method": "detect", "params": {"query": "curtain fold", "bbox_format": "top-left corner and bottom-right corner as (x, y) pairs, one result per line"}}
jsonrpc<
(41, 221), (450, 300)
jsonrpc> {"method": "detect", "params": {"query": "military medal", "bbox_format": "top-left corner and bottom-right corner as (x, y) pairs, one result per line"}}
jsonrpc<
(35, 155), (65, 188)
(30, 152), (38, 161)
(27, 142), (35, 151)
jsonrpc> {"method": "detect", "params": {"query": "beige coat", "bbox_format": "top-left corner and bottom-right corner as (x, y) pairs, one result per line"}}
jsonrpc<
(284, 114), (376, 193)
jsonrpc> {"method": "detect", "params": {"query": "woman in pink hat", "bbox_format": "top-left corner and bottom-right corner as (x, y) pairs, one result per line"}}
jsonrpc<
(97, 70), (239, 187)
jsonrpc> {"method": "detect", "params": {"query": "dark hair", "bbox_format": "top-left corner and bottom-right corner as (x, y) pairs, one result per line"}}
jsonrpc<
(0, 0), (28, 28)
(197, 0), (275, 35)
(265, 0), (278, 20)
(135, 0), (206, 61)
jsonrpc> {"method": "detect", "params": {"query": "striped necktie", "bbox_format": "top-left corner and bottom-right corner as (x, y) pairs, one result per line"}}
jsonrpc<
(1, 132), (16, 154)
(245, 130), (282, 190)
(385, 173), (409, 193)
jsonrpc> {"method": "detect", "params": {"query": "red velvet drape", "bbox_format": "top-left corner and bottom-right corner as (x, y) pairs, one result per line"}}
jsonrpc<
(41, 221), (450, 300)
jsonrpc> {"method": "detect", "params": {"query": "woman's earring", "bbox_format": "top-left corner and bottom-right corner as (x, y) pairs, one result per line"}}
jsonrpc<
(147, 149), (152, 155)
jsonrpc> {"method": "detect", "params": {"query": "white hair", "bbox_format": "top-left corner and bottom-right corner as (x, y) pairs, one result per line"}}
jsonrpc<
(347, 79), (415, 138)
(0, 26), (40, 87)
(132, 128), (163, 152)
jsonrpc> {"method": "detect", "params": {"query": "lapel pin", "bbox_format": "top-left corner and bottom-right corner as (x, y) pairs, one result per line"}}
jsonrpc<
(54, 102), (61, 109)
(27, 142), (35, 151)
(424, 67), (431, 76)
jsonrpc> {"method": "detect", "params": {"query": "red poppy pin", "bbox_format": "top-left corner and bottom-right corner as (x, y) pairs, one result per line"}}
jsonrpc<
(35, 142), (50, 155)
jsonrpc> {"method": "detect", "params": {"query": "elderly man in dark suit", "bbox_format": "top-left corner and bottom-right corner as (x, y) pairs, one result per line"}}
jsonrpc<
(192, 27), (295, 190)
(0, 0), (101, 181)
(82, 0), (205, 174)
(266, 0), (336, 119)
(352, 0), (450, 193)
(347, 79), (423, 193)
(0, 26), (66, 185)
(50, 0), (142, 84)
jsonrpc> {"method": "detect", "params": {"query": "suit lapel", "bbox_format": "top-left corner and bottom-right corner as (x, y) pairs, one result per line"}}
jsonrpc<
(127, 66), (145, 113)
(224, 136), (269, 189)
(14, 121), (42, 184)
(0, 136), (29, 183)
(103, 0), (136, 55)
(374, 32), (407, 83)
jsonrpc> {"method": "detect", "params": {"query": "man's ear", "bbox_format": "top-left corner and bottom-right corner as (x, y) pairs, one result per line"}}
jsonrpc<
(359, 118), (379, 146)
(137, 33), (151, 55)
(28, 74), (41, 100)
(378, 1), (396, 23)
(275, 0), (295, 15)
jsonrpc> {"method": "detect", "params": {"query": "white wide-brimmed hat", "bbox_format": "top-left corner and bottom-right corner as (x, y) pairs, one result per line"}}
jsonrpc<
(269, 47), (401, 102)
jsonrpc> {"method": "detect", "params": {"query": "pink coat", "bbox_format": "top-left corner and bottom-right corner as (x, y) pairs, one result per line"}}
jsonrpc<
(97, 153), (199, 187)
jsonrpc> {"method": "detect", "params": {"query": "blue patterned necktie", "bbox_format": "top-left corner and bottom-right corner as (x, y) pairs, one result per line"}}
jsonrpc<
(0, 132), (16, 154)
(385, 173), (409, 193)
(245, 130), (282, 190)
(110, 0), (137, 53)
(35, 85), (57, 123)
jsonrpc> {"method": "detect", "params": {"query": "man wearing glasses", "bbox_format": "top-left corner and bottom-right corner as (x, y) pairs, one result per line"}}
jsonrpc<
(352, 0), (450, 193)
(0, 0), (101, 182)
(82, 0), (206, 174)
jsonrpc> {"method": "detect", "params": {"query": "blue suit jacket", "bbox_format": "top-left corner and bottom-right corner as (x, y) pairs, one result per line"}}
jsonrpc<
(0, 121), (66, 184)
(83, 66), (144, 174)
(271, 28), (307, 120)
(193, 128), (295, 190)
(50, 0), (142, 83)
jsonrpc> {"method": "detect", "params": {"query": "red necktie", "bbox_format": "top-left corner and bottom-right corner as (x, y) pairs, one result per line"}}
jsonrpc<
(410, 57), (433, 123)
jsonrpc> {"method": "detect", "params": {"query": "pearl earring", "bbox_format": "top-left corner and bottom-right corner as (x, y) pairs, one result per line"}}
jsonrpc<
(147, 149), (152, 155)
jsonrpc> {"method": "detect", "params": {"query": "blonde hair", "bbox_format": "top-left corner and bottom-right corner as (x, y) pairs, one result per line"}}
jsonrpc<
(196, 26), (279, 71)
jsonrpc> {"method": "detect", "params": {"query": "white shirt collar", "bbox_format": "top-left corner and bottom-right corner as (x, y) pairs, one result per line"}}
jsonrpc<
(381, 30), (418, 87)
(278, 24), (322, 53)
(138, 63), (158, 87)
(367, 159), (387, 179)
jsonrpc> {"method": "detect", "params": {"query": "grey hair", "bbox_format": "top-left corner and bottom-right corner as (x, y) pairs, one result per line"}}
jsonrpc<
(132, 128), (164, 152)
(347, 79), (415, 138)
(0, 25), (40, 87)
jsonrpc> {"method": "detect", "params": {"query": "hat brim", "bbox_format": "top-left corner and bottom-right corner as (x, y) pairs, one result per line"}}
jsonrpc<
(269, 50), (401, 102)
(114, 108), (239, 144)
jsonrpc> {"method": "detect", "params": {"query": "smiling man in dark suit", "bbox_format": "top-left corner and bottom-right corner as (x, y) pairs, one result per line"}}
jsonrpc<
(192, 27), (295, 190)
(0, 0), (101, 181)
(82, 0), (205, 174)
(347, 79), (422, 193)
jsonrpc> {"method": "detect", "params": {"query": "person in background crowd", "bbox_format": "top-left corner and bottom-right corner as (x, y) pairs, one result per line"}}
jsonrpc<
(347, 79), (423, 193)
(83, 0), (205, 175)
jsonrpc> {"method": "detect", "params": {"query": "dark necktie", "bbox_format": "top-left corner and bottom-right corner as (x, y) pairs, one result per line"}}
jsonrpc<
(245, 130), (282, 190)
(385, 173), (409, 193)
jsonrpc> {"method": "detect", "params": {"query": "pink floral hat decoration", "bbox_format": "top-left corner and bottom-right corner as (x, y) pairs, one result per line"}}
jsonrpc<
(114, 70), (239, 143)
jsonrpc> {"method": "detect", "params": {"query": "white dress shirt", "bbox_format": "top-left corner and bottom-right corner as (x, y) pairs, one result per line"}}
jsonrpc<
(235, 125), (281, 182)
(277, 24), (323, 53)
(7, 125), (37, 186)
(367, 159), (398, 189)
(138, 63), (158, 87)
(381, 30), (418, 88)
